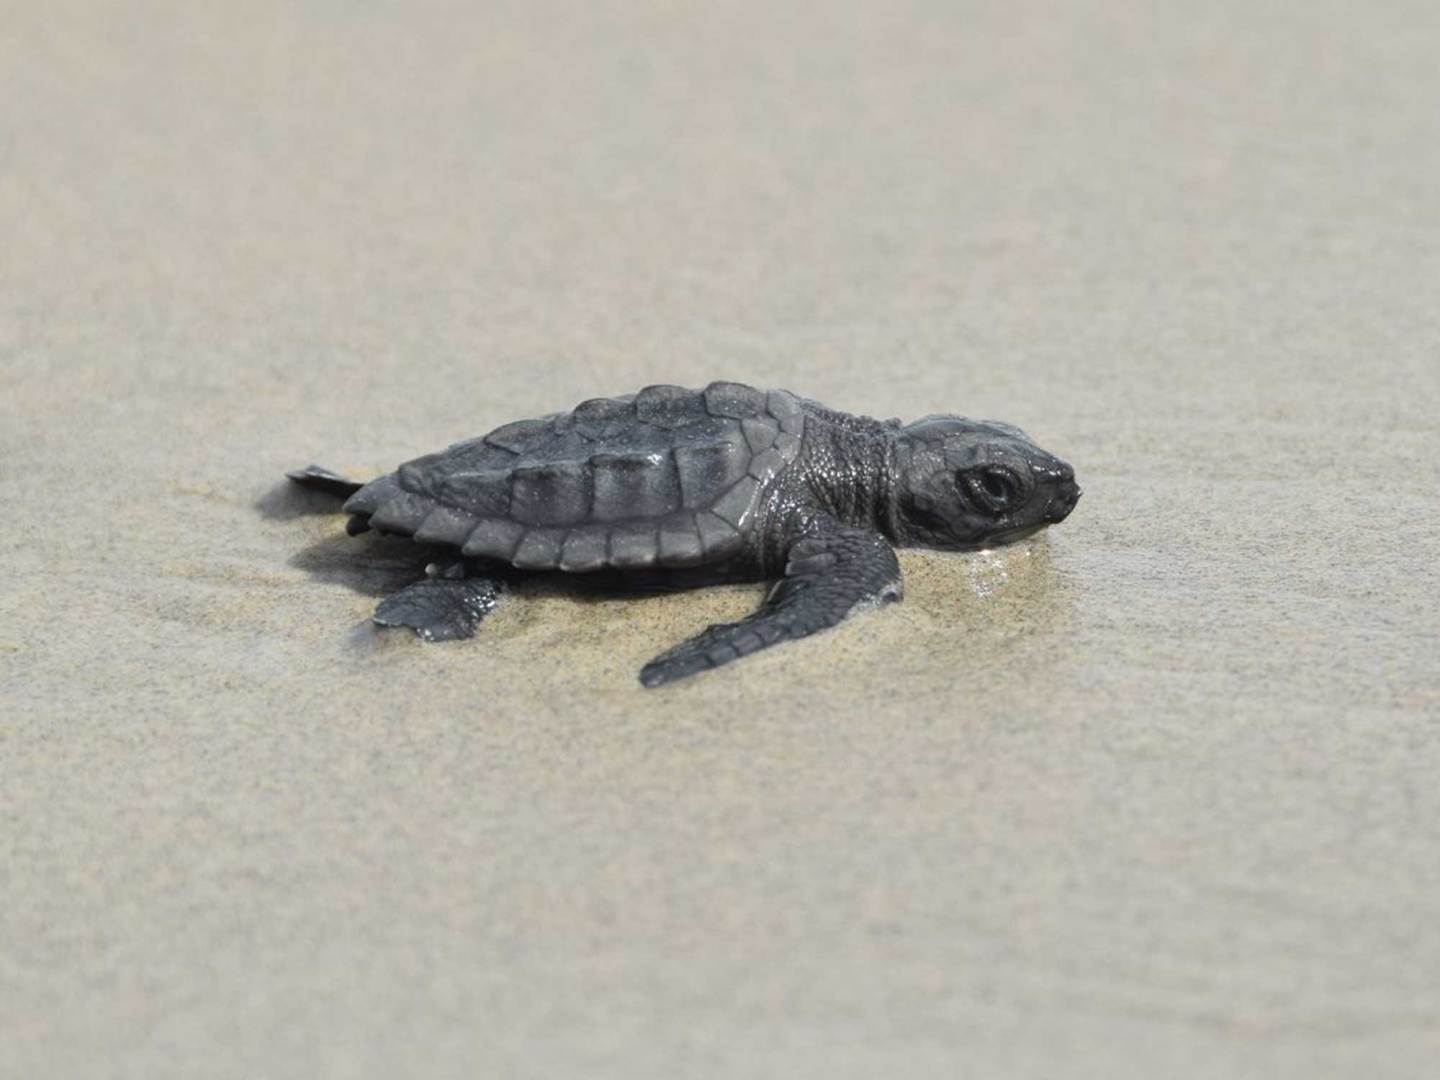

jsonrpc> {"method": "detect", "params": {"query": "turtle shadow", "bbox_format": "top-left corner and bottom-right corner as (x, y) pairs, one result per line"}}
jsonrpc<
(262, 475), (448, 598)
(255, 479), (351, 521)
(288, 531), (449, 598)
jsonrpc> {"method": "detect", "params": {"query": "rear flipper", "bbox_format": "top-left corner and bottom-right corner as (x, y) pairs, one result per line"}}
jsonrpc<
(374, 564), (505, 642)
(639, 519), (903, 688)
(286, 464), (366, 499)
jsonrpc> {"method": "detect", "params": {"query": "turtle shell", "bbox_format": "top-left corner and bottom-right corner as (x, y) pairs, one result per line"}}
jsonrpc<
(342, 382), (807, 572)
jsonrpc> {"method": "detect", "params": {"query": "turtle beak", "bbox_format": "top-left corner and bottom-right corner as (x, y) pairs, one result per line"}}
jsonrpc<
(1046, 478), (1082, 522)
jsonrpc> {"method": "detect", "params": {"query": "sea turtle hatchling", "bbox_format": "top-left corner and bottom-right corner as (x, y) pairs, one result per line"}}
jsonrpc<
(287, 382), (1081, 686)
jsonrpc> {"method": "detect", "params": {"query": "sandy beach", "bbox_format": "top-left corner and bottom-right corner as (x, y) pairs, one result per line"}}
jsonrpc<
(3, 2), (1439, 1076)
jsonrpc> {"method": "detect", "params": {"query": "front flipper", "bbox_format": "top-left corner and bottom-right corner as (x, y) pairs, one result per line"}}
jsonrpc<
(373, 569), (504, 642)
(639, 521), (903, 688)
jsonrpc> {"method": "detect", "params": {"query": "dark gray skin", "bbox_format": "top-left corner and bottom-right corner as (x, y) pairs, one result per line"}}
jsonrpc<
(288, 382), (1080, 686)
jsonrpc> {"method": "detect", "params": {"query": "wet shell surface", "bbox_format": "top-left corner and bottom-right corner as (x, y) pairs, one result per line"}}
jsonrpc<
(342, 382), (806, 572)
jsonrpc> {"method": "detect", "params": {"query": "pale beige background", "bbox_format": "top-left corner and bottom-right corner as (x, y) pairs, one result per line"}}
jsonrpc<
(3, 2), (1439, 1077)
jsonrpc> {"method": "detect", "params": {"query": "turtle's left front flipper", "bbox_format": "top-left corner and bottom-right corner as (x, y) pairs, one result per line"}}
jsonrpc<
(639, 520), (903, 687)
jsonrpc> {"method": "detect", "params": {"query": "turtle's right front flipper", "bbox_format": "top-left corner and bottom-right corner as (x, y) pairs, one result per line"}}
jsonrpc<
(639, 519), (903, 687)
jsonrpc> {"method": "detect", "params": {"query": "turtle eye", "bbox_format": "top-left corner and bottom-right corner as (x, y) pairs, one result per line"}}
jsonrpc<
(961, 466), (1021, 514)
(980, 470), (1011, 501)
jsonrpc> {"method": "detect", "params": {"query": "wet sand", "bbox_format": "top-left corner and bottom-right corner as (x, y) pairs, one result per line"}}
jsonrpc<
(3, 2), (1439, 1076)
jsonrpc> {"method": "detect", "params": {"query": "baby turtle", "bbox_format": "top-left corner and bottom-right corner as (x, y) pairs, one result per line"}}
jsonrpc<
(288, 382), (1080, 686)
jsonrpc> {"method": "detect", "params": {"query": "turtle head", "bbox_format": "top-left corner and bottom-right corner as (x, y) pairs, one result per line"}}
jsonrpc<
(891, 416), (1081, 550)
